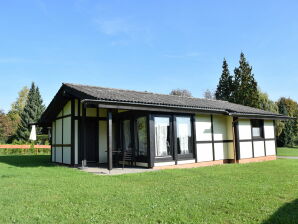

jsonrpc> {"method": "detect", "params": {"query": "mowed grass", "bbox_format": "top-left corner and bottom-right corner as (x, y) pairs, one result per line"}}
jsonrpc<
(277, 146), (298, 157)
(0, 156), (297, 224)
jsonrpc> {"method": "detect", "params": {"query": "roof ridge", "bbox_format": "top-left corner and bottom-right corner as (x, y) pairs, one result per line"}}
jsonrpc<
(62, 83), (281, 116)
(63, 82), (229, 102)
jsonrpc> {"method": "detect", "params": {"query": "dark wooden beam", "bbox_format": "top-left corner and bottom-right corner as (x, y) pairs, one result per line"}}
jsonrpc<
(191, 115), (197, 162)
(233, 117), (240, 160)
(71, 98), (75, 166)
(82, 105), (87, 167)
(172, 116), (178, 165)
(211, 115), (215, 161)
(250, 120), (255, 158)
(107, 110), (113, 171)
(97, 103), (226, 115)
(148, 114), (155, 168)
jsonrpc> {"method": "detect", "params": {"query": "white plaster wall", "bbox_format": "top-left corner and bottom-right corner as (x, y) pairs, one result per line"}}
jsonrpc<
(154, 161), (175, 167)
(227, 142), (234, 159)
(264, 120), (275, 139)
(86, 108), (97, 117)
(56, 119), (62, 144)
(197, 143), (213, 162)
(253, 141), (265, 157)
(239, 142), (253, 159)
(213, 115), (227, 141)
(63, 117), (71, 144)
(265, 140), (276, 155)
(177, 159), (196, 165)
(195, 115), (212, 141)
(56, 147), (62, 163)
(238, 120), (252, 140)
(75, 120), (78, 165)
(64, 101), (71, 115)
(63, 147), (71, 164)
(99, 120), (107, 163)
(99, 109), (107, 117)
(226, 116), (233, 140)
(214, 142), (229, 160)
(75, 99), (78, 116)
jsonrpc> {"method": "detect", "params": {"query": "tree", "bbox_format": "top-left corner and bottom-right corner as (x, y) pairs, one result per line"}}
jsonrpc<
(203, 89), (215, 99)
(257, 90), (278, 113)
(170, 89), (192, 97)
(7, 86), (29, 137)
(0, 110), (14, 143)
(10, 86), (29, 115)
(15, 82), (45, 141)
(215, 59), (234, 101)
(231, 52), (259, 107)
(276, 97), (298, 147)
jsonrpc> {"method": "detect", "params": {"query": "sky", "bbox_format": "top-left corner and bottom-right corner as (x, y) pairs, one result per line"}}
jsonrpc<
(0, 0), (298, 112)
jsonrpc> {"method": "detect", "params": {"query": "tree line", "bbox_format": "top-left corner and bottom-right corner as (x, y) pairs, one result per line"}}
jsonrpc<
(171, 52), (298, 147)
(0, 82), (45, 144)
(1, 55), (296, 147)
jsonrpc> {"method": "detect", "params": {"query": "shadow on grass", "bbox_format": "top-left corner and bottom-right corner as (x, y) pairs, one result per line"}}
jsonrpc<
(0, 155), (53, 167)
(263, 199), (298, 224)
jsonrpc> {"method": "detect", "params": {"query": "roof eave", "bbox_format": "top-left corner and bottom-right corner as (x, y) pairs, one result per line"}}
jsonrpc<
(228, 112), (291, 120)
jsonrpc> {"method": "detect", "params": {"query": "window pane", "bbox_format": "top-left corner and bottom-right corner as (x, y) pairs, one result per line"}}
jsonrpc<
(176, 117), (192, 155)
(252, 127), (261, 137)
(123, 120), (131, 150)
(155, 117), (171, 157)
(137, 117), (147, 156)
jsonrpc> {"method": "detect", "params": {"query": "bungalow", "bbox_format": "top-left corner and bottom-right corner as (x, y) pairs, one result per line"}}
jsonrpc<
(38, 83), (288, 170)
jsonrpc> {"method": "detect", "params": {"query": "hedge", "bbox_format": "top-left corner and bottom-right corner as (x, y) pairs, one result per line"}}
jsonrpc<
(0, 145), (51, 155)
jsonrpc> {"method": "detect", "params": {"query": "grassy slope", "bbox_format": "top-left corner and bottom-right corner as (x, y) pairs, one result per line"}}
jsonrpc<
(0, 156), (297, 224)
(277, 147), (298, 157)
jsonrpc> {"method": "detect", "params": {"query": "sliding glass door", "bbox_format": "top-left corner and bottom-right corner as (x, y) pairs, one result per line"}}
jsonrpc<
(154, 116), (172, 159)
(176, 116), (193, 159)
(153, 115), (194, 162)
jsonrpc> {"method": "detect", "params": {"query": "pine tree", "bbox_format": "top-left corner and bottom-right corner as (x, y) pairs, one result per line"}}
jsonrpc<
(15, 82), (45, 142)
(215, 59), (234, 101)
(231, 52), (259, 107)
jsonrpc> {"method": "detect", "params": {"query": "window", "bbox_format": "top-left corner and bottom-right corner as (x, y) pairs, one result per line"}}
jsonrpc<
(122, 120), (132, 150)
(136, 117), (148, 156)
(251, 120), (264, 138)
(154, 117), (171, 157)
(176, 117), (192, 155)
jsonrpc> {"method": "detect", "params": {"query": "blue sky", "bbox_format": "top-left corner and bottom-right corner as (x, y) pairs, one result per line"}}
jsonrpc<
(0, 0), (298, 112)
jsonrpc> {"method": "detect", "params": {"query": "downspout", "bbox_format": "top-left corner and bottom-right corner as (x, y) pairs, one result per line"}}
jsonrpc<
(232, 117), (239, 163)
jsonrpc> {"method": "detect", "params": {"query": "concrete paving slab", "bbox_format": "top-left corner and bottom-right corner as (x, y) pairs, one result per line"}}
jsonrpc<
(78, 166), (156, 175)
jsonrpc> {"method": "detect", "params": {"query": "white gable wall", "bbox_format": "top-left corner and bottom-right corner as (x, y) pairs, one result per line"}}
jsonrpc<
(237, 119), (276, 160)
(51, 100), (72, 164)
(195, 114), (234, 162)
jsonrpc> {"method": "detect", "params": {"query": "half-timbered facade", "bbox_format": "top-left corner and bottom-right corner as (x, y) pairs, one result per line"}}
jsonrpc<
(39, 83), (288, 170)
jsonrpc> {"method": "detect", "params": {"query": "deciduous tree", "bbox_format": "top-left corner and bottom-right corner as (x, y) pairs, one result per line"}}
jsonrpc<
(170, 89), (192, 97)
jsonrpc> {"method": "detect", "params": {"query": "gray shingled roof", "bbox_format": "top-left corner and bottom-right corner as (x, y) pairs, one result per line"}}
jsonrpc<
(63, 83), (286, 118)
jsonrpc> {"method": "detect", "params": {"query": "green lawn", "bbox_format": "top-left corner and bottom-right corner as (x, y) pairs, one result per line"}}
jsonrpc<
(0, 156), (297, 224)
(277, 147), (298, 157)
